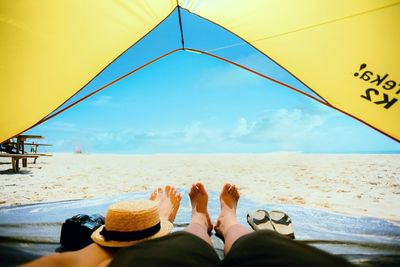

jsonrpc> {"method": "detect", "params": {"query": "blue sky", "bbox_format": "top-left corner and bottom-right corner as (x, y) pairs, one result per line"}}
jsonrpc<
(28, 8), (399, 154)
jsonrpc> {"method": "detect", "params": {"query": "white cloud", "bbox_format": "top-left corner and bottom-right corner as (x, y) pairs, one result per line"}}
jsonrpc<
(230, 118), (251, 138)
(239, 109), (326, 145)
(43, 108), (334, 153)
(92, 131), (116, 142)
(183, 121), (224, 143)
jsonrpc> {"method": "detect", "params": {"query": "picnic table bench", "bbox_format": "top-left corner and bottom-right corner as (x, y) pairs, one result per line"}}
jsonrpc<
(0, 154), (40, 173)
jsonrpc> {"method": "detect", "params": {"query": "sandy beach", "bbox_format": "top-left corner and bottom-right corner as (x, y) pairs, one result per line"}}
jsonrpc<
(0, 153), (399, 221)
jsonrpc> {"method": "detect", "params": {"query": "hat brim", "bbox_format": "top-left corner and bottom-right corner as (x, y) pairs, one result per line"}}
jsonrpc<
(91, 219), (173, 247)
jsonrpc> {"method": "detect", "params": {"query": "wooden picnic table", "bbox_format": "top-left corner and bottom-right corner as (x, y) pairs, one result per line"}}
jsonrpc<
(16, 135), (44, 167)
(1, 135), (52, 172)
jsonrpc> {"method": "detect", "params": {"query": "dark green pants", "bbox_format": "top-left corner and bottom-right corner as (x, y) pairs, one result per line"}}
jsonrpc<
(110, 230), (353, 267)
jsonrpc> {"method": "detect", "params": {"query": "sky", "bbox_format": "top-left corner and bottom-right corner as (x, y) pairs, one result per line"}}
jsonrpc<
(27, 8), (400, 154)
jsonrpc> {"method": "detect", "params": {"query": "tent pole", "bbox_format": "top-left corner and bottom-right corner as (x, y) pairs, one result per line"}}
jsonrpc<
(176, 2), (185, 49)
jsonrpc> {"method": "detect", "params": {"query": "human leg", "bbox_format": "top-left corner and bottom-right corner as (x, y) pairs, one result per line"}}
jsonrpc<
(109, 231), (220, 267)
(214, 184), (353, 267)
(109, 183), (220, 267)
(95, 185), (183, 267)
(22, 185), (182, 267)
(214, 183), (252, 255)
(184, 183), (214, 245)
(222, 230), (353, 267)
(21, 243), (115, 267)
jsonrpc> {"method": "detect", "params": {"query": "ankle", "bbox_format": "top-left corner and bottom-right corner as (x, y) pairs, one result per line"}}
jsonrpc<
(191, 213), (208, 226)
(192, 221), (209, 231)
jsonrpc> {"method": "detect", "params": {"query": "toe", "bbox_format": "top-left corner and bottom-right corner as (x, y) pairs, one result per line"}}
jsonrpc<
(175, 189), (181, 200)
(165, 185), (171, 196)
(223, 183), (231, 193)
(235, 190), (240, 199)
(229, 185), (236, 194)
(189, 185), (195, 197)
(193, 184), (200, 192)
(197, 183), (206, 193)
(233, 185), (240, 197)
(149, 190), (157, 200)
(172, 187), (177, 197)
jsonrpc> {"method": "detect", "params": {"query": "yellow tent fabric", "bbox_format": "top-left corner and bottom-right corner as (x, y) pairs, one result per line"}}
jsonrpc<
(1, 0), (399, 142)
(179, 0), (400, 141)
(0, 0), (176, 142)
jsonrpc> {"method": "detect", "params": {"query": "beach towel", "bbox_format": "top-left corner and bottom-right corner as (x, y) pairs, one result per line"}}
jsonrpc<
(0, 191), (399, 266)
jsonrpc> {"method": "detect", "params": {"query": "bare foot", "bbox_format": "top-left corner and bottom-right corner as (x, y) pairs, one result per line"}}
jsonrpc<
(214, 184), (240, 239)
(188, 183), (213, 234)
(149, 185), (181, 223)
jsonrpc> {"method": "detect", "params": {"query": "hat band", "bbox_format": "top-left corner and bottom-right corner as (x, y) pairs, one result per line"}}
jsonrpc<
(100, 222), (161, 241)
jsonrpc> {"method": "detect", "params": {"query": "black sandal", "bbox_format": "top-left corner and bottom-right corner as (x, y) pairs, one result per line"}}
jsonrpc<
(247, 210), (275, 231)
(247, 209), (295, 239)
(269, 210), (295, 239)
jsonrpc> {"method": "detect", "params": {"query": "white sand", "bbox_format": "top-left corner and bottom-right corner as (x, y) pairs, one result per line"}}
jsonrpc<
(0, 153), (399, 221)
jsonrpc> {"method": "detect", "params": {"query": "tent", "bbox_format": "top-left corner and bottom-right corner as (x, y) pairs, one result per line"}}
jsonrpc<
(1, 2), (400, 264)
(1, 0), (399, 143)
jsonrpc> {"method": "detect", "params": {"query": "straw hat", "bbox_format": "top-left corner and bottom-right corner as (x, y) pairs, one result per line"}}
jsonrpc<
(91, 199), (173, 247)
